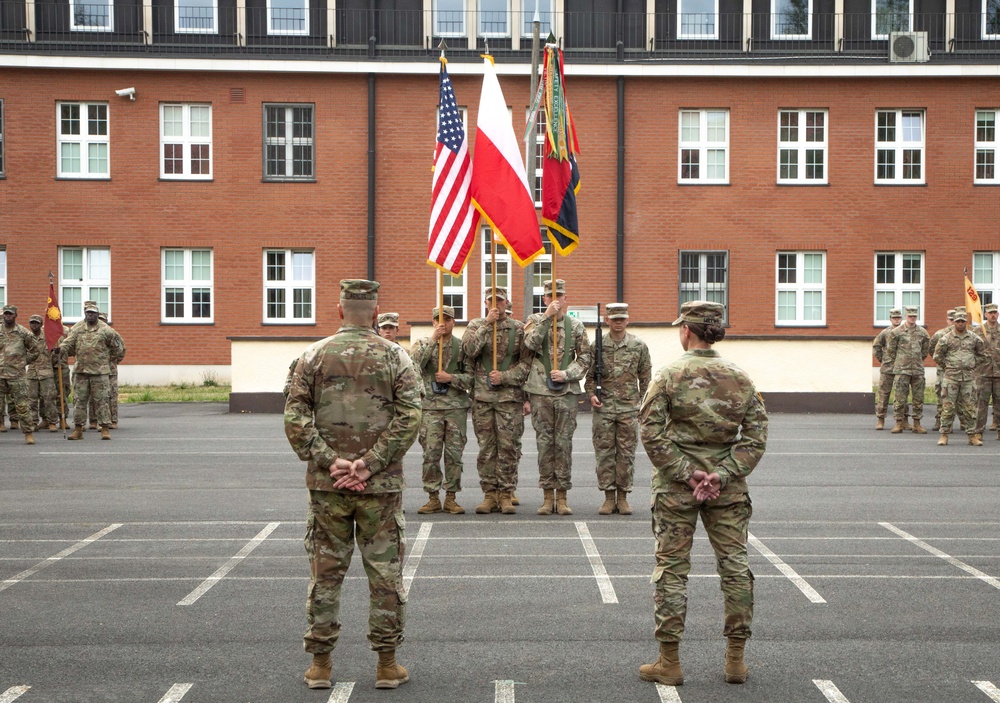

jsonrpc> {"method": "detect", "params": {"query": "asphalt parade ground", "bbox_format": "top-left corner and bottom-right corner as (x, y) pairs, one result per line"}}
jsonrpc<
(1, 403), (998, 703)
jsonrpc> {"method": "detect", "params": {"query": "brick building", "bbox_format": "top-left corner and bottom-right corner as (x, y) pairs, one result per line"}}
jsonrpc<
(1, 1), (998, 410)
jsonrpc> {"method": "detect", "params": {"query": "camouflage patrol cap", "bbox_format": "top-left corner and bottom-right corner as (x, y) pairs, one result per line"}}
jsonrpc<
(889, 308), (902, 318)
(606, 303), (629, 319)
(29, 314), (43, 324)
(98, 312), (108, 322)
(432, 305), (456, 320)
(484, 286), (508, 301)
(904, 306), (919, 316)
(985, 303), (999, 313)
(1, 304), (15, 314)
(543, 279), (566, 296)
(84, 302), (100, 313)
(673, 300), (724, 326)
(947, 309), (956, 320)
(377, 312), (399, 328)
(953, 310), (969, 321)
(340, 279), (379, 301)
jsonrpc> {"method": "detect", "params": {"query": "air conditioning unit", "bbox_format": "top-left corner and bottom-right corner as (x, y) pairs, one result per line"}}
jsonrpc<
(889, 31), (930, 63)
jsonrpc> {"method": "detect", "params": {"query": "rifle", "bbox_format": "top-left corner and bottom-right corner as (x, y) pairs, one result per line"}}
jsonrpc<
(594, 303), (603, 403)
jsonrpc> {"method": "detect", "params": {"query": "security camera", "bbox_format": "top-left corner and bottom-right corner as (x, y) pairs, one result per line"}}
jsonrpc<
(115, 87), (136, 101)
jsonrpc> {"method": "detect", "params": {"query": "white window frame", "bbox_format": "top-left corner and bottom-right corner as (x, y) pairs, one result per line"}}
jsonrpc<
(772, 0), (811, 38)
(481, 224), (513, 317)
(973, 252), (1000, 307)
(984, 0), (1000, 38)
(678, 0), (718, 38)
(267, 0), (309, 34)
(530, 235), (553, 314)
(478, 0), (510, 36)
(160, 103), (212, 180)
(70, 0), (114, 31)
(440, 269), (468, 322)
(176, 0), (218, 33)
(263, 104), (315, 181)
(874, 251), (924, 325)
(263, 249), (315, 324)
(434, 0), (465, 36)
(775, 251), (826, 326)
(528, 107), (546, 207)
(679, 251), (729, 322)
(872, 0), (912, 38)
(59, 247), (111, 323)
(162, 248), (213, 323)
(777, 109), (827, 184)
(975, 109), (1000, 184)
(57, 102), (109, 179)
(679, 109), (729, 185)
(0, 248), (6, 309)
(875, 109), (925, 185)
(520, 0), (553, 36)
(0, 99), (5, 178)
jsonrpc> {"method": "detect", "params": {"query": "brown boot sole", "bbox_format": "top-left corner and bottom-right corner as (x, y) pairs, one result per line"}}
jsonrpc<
(725, 672), (748, 684)
(375, 674), (409, 689)
(639, 671), (683, 685)
(305, 676), (332, 689)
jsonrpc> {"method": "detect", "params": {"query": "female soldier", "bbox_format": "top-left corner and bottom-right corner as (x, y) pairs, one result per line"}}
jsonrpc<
(638, 300), (768, 686)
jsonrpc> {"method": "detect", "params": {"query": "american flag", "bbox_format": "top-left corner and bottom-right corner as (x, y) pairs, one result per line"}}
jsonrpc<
(428, 63), (479, 275)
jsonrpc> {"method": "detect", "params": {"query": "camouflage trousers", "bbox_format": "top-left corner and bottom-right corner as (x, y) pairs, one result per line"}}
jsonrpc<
(419, 407), (468, 493)
(892, 373), (925, 420)
(935, 368), (944, 424)
(592, 409), (638, 492)
(875, 371), (893, 419)
(0, 377), (32, 434)
(26, 377), (59, 427)
(471, 400), (523, 493)
(72, 373), (111, 428)
(651, 492), (753, 643)
(975, 376), (1000, 434)
(90, 369), (118, 424)
(939, 376), (978, 435)
(529, 393), (578, 491)
(304, 490), (407, 655)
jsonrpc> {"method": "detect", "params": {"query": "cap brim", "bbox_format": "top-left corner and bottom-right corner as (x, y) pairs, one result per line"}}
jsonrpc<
(672, 315), (684, 325)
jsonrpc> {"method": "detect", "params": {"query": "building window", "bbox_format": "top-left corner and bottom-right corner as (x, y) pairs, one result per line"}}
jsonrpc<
(482, 225), (512, 317)
(778, 109), (827, 184)
(973, 252), (1000, 306)
(57, 102), (109, 179)
(985, 0), (1000, 37)
(176, 0), (218, 32)
(975, 109), (1000, 184)
(521, 0), (552, 36)
(162, 249), (213, 323)
(531, 236), (553, 313)
(434, 0), (464, 36)
(873, 0), (911, 37)
(679, 251), (729, 322)
(60, 247), (111, 322)
(161, 104), (212, 180)
(679, 109), (728, 184)
(263, 104), (314, 181)
(0, 100), (5, 177)
(874, 252), (923, 324)
(529, 108), (546, 207)
(441, 270), (467, 321)
(264, 249), (314, 323)
(479, 0), (508, 36)
(875, 109), (924, 184)
(0, 248), (6, 309)
(268, 0), (308, 34)
(679, 0), (718, 38)
(776, 251), (825, 326)
(70, 0), (113, 30)
(772, 0), (810, 37)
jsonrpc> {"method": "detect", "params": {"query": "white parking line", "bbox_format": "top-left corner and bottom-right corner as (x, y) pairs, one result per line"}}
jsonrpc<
(880, 522), (1000, 590)
(973, 680), (1000, 701)
(747, 533), (826, 603)
(495, 679), (516, 703)
(327, 682), (355, 703)
(0, 523), (122, 593)
(813, 679), (852, 702)
(156, 683), (193, 702)
(575, 522), (618, 604)
(177, 522), (280, 605)
(402, 522), (433, 596)
(0, 687), (30, 703)
(656, 683), (683, 702)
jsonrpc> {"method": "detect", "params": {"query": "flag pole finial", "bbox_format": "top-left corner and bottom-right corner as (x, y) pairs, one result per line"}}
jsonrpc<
(438, 38), (448, 65)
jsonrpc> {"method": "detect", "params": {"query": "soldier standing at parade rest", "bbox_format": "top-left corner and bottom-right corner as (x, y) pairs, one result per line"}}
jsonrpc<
(928, 309), (956, 431)
(638, 300), (767, 687)
(89, 312), (125, 430)
(0, 305), (41, 444)
(886, 306), (931, 434)
(377, 313), (400, 343)
(26, 315), (60, 432)
(409, 305), (472, 515)
(523, 279), (593, 516)
(933, 308), (987, 446)
(584, 303), (652, 515)
(973, 302), (1000, 440)
(284, 279), (421, 691)
(462, 286), (531, 514)
(872, 308), (902, 430)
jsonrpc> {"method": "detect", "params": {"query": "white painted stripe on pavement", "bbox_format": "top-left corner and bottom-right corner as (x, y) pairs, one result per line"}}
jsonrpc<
(575, 521), (618, 604)
(656, 683), (683, 702)
(813, 679), (852, 702)
(0, 523), (121, 593)
(156, 683), (193, 703)
(0, 687), (30, 703)
(748, 533), (826, 603)
(880, 522), (1000, 590)
(327, 682), (355, 703)
(495, 679), (516, 703)
(402, 522), (433, 596)
(177, 522), (280, 605)
(973, 681), (1000, 701)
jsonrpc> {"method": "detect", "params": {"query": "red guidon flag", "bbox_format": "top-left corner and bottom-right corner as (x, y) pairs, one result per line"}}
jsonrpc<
(44, 282), (64, 350)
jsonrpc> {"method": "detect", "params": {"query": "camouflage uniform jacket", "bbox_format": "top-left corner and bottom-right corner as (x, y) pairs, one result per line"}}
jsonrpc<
(26, 330), (55, 380)
(60, 321), (125, 374)
(932, 330), (986, 382)
(409, 335), (473, 410)
(284, 324), (422, 494)
(0, 323), (41, 379)
(640, 348), (768, 496)
(584, 331), (652, 414)
(929, 324), (954, 362)
(523, 313), (593, 396)
(973, 323), (1000, 378)
(887, 323), (930, 375)
(461, 315), (530, 405)
(872, 326), (896, 373)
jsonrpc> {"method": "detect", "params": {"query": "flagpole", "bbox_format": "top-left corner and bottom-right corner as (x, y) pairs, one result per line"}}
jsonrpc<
(492, 233), (498, 371)
(551, 250), (558, 370)
(437, 269), (445, 373)
(49, 271), (67, 438)
(522, 6), (542, 321)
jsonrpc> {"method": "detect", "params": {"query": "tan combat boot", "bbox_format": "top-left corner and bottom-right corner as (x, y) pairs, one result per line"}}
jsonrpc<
(24, 432), (35, 445)
(375, 650), (409, 689)
(875, 417), (885, 430)
(616, 490), (633, 515)
(10, 419), (18, 430)
(110, 422), (118, 430)
(304, 652), (332, 689)
(89, 421), (98, 430)
(443, 491), (465, 514)
(891, 421), (905, 433)
(497, 491), (516, 514)
(68, 425), (84, 440)
(0, 422), (7, 433)
(555, 490), (573, 515)
(724, 638), (748, 684)
(100, 427), (111, 440)
(598, 490), (617, 515)
(475, 491), (499, 515)
(510, 492), (520, 506)
(639, 642), (683, 685)
(912, 420), (926, 434)
(418, 492), (442, 514)
(902, 418), (912, 431)
(48, 423), (57, 432)
(537, 489), (555, 515)
(969, 433), (984, 446)
(937, 434), (948, 446)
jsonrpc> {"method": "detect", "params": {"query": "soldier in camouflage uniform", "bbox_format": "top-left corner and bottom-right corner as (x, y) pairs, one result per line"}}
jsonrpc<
(933, 308), (987, 446)
(584, 303), (652, 515)
(462, 286), (531, 514)
(26, 315), (60, 432)
(886, 306), (930, 434)
(284, 279), (421, 691)
(0, 305), (42, 444)
(928, 309), (956, 431)
(973, 303), (1000, 441)
(872, 308), (902, 430)
(409, 305), (472, 515)
(58, 302), (126, 440)
(377, 313), (400, 344)
(639, 300), (767, 687)
(89, 312), (124, 429)
(524, 279), (593, 516)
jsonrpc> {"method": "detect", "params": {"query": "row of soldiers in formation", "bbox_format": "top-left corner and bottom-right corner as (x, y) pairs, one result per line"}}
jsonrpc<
(872, 303), (1000, 445)
(0, 301), (126, 444)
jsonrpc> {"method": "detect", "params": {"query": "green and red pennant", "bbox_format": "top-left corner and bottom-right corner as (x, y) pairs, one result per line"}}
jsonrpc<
(540, 44), (581, 256)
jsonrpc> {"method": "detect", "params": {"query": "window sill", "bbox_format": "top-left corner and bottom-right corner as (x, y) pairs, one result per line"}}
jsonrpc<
(262, 178), (317, 184)
(261, 321), (317, 326)
(775, 324), (828, 328)
(159, 321), (215, 326)
(873, 182), (927, 187)
(158, 177), (214, 182)
(55, 176), (110, 181)
(776, 181), (829, 186)
(677, 181), (730, 186)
